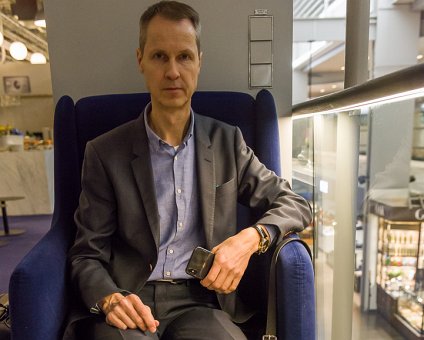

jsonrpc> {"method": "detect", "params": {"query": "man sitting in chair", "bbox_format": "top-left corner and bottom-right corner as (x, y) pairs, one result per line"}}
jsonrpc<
(66, 1), (312, 339)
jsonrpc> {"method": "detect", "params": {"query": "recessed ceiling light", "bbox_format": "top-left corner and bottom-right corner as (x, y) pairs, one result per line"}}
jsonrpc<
(417, 54), (423, 60)
(341, 66), (345, 71)
(320, 89), (325, 93)
(331, 84), (337, 89)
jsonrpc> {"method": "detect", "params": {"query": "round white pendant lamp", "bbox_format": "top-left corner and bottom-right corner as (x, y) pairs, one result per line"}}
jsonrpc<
(30, 52), (47, 64)
(10, 42), (28, 60)
(34, 19), (46, 28)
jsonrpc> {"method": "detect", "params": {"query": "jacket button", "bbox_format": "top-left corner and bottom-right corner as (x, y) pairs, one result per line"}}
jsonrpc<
(149, 264), (153, 271)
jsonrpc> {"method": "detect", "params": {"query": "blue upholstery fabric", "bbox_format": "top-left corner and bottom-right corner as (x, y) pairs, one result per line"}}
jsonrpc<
(8, 90), (315, 340)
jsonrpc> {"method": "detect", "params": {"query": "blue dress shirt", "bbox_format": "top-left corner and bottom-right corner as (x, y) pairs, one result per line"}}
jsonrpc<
(144, 103), (206, 280)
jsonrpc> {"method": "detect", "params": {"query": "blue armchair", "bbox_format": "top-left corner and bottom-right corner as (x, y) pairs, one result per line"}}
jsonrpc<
(9, 90), (315, 340)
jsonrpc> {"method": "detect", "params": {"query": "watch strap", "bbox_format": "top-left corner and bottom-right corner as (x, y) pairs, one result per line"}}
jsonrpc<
(253, 224), (271, 254)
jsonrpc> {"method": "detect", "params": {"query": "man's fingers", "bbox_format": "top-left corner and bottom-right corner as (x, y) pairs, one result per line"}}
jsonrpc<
(201, 263), (220, 288)
(106, 312), (128, 330)
(132, 297), (159, 333)
(104, 294), (158, 333)
(110, 304), (138, 329)
(117, 296), (146, 330)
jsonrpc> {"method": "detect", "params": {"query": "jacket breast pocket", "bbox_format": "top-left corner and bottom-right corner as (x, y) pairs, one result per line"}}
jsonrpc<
(215, 178), (236, 198)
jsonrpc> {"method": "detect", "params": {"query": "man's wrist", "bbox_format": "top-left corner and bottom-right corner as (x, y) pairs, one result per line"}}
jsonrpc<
(92, 290), (132, 314)
(252, 224), (271, 254)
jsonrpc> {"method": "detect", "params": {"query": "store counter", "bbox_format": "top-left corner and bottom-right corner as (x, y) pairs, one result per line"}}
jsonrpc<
(0, 149), (54, 215)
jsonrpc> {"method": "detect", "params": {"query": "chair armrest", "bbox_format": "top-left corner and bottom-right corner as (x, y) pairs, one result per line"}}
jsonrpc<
(9, 224), (71, 340)
(275, 235), (315, 340)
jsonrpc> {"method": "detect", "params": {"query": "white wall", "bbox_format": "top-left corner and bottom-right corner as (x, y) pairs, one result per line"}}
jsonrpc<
(44, 0), (293, 117)
(0, 63), (53, 96)
(0, 63), (54, 132)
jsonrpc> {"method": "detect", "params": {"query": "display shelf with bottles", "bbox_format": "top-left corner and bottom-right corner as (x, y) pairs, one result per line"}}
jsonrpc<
(372, 198), (423, 299)
(376, 219), (421, 297)
(370, 198), (424, 333)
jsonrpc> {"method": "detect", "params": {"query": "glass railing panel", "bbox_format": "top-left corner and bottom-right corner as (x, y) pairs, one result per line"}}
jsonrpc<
(292, 116), (314, 248)
(292, 63), (424, 340)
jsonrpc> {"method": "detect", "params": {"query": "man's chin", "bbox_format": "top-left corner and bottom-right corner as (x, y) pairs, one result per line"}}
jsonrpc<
(158, 97), (190, 110)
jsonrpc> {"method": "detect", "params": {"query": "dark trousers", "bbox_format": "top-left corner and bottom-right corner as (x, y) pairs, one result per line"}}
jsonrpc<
(87, 280), (247, 340)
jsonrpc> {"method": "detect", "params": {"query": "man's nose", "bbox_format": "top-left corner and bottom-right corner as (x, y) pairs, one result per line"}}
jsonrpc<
(165, 59), (180, 80)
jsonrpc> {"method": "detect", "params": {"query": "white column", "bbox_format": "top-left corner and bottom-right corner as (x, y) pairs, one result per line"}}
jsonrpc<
(374, 0), (420, 77)
(293, 69), (309, 105)
(331, 0), (369, 338)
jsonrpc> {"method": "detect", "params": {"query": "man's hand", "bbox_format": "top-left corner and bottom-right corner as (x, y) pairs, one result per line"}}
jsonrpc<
(200, 227), (260, 294)
(100, 292), (159, 332)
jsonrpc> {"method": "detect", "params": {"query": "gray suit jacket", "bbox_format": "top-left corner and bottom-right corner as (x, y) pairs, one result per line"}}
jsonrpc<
(68, 112), (311, 327)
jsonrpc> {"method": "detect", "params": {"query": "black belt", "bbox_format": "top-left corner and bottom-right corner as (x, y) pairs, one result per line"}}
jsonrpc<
(147, 279), (200, 286)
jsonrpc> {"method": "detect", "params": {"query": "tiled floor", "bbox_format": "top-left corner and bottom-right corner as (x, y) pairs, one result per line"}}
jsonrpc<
(352, 293), (405, 340)
(316, 248), (406, 339)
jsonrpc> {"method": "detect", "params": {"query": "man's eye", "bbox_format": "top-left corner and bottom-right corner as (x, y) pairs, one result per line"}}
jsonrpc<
(153, 53), (165, 60)
(179, 54), (192, 61)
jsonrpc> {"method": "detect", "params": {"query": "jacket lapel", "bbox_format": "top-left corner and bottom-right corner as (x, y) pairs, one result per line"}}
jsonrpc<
(194, 114), (216, 248)
(131, 116), (160, 251)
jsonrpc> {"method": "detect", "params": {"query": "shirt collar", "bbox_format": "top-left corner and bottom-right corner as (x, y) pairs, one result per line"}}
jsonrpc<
(143, 102), (194, 152)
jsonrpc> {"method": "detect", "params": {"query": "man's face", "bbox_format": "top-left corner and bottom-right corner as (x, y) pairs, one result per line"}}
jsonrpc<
(137, 15), (202, 113)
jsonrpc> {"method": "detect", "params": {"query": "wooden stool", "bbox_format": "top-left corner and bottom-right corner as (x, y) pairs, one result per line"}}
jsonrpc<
(0, 196), (26, 237)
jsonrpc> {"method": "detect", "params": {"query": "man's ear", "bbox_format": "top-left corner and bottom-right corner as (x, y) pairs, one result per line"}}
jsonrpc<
(136, 48), (144, 73)
(198, 51), (203, 70)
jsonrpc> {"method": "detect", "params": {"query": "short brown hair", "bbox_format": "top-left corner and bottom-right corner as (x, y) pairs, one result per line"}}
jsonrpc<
(139, 1), (201, 55)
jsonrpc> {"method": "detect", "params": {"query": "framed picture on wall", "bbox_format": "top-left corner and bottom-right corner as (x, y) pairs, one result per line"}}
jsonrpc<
(3, 76), (31, 94)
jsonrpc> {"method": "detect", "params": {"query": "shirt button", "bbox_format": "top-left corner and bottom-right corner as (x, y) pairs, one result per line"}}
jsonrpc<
(175, 155), (178, 160)
(178, 222), (183, 228)
(177, 188), (182, 194)
(165, 271), (171, 277)
(169, 249), (174, 254)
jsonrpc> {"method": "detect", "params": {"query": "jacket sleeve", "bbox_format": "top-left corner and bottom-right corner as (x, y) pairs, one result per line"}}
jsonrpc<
(234, 127), (312, 236)
(68, 142), (121, 309)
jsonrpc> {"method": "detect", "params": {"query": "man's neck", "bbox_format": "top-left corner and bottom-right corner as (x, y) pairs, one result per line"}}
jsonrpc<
(148, 105), (191, 147)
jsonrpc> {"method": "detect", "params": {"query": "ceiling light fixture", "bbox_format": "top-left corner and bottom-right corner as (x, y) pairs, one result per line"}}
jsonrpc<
(34, 18), (46, 28)
(30, 52), (46, 64)
(9, 42), (28, 60)
(418, 54), (423, 60)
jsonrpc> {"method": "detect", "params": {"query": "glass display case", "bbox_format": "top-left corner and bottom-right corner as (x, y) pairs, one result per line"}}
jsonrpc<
(372, 199), (423, 299)
(398, 288), (424, 334)
(376, 218), (421, 297)
(371, 198), (424, 333)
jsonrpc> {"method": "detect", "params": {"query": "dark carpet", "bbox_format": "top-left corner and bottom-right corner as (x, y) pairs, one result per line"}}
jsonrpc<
(0, 215), (52, 293)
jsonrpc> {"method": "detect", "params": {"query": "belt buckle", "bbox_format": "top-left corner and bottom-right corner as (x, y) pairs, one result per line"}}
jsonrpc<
(157, 279), (181, 285)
